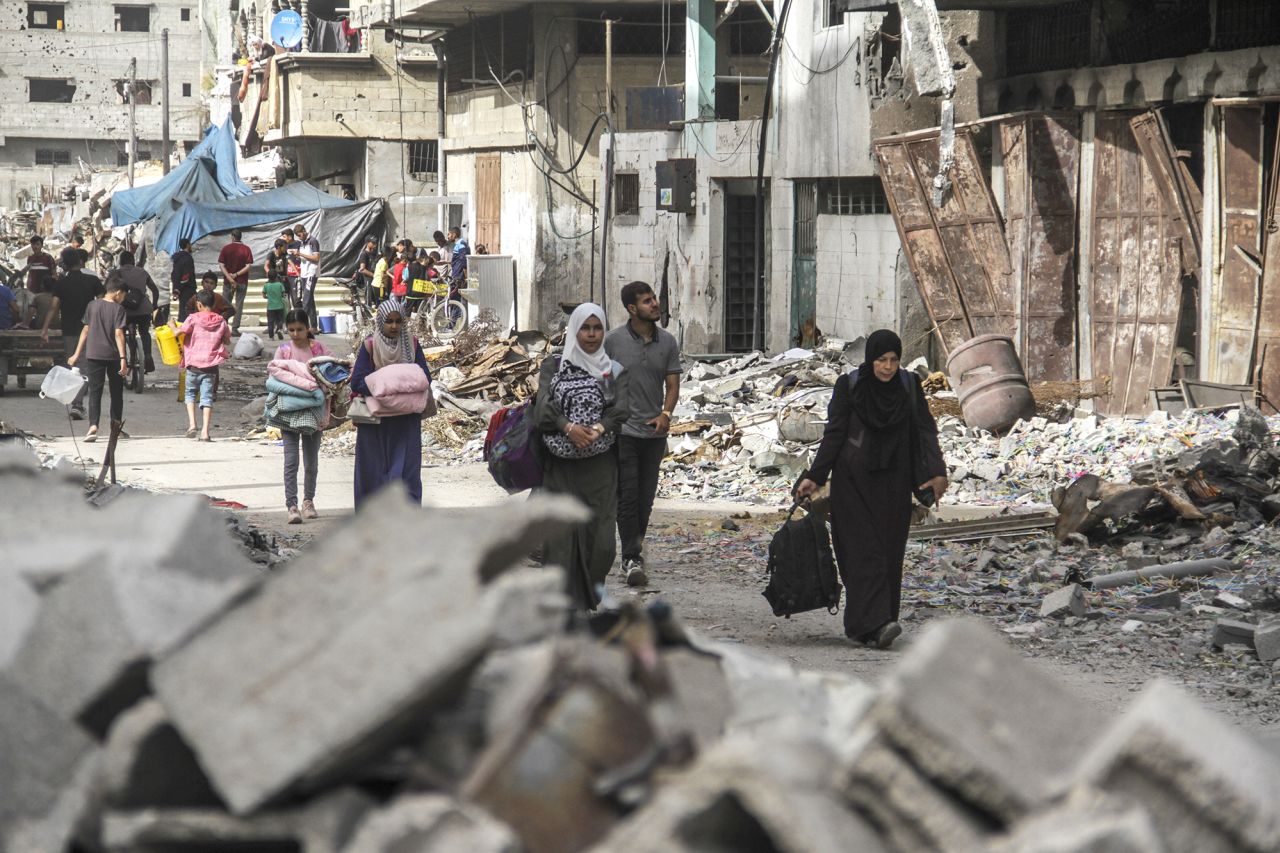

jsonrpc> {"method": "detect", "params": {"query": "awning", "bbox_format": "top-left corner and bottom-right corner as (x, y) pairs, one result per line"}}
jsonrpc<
(154, 182), (360, 255)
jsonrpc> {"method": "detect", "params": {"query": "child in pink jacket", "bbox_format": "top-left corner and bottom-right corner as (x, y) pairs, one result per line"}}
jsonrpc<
(179, 290), (232, 441)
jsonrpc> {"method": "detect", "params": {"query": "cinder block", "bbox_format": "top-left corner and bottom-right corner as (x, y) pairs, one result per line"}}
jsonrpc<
(342, 795), (520, 853)
(1071, 679), (1280, 853)
(7, 493), (262, 737)
(1254, 619), (1280, 664)
(869, 618), (1105, 823)
(100, 789), (372, 853)
(152, 487), (587, 815)
(1211, 618), (1256, 650)
(0, 675), (100, 853)
(1041, 584), (1087, 618)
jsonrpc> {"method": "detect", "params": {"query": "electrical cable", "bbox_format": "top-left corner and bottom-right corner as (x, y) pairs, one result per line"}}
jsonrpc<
(781, 28), (860, 82)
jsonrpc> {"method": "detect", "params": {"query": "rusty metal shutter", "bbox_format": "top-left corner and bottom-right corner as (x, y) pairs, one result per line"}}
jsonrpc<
(1129, 110), (1203, 272)
(999, 113), (1080, 382)
(1089, 112), (1184, 416)
(1212, 106), (1265, 385)
(874, 130), (1015, 359)
(475, 153), (501, 255)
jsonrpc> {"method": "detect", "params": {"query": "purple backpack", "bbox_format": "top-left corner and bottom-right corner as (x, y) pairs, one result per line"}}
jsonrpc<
(484, 399), (544, 493)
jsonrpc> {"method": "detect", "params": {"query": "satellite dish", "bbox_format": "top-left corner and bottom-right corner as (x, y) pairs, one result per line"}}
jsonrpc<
(269, 10), (304, 49)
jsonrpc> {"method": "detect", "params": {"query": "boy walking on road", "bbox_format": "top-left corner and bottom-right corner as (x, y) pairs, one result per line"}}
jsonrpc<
(68, 280), (130, 442)
(40, 252), (104, 418)
(604, 281), (682, 587)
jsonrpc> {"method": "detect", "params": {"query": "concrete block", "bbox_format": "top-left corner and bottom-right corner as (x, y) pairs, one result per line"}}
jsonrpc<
(0, 570), (39, 669)
(1255, 619), (1280, 664)
(1136, 590), (1181, 610)
(595, 735), (888, 853)
(1041, 584), (1087, 618)
(152, 487), (587, 815)
(1071, 679), (1280, 853)
(96, 699), (222, 810)
(842, 728), (991, 852)
(7, 493), (262, 736)
(990, 795), (1163, 853)
(870, 618), (1105, 823)
(0, 675), (100, 853)
(481, 566), (570, 649)
(100, 789), (372, 853)
(1211, 618), (1256, 650)
(342, 795), (520, 853)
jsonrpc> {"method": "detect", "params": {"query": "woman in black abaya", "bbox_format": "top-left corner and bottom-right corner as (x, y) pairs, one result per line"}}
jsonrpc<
(794, 330), (948, 648)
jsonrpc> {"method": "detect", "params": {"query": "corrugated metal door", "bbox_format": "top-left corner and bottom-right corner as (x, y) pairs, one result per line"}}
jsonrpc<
(1213, 106), (1264, 385)
(1090, 112), (1183, 415)
(724, 193), (763, 352)
(1130, 111), (1203, 271)
(791, 181), (818, 347)
(999, 113), (1081, 382)
(475, 153), (502, 254)
(874, 130), (1015, 359)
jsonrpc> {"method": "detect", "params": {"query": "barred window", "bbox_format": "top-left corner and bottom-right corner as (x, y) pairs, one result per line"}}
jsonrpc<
(615, 173), (640, 216)
(35, 149), (71, 166)
(407, 140), (439, 177)
(819, 177), (888, 215)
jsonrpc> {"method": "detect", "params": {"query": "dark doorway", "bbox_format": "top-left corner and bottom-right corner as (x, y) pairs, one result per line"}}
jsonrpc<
(724, 191), (765, 352)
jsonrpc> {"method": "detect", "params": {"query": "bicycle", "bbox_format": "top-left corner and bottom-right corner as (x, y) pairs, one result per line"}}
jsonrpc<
(408, 268), (468, 339)
(123, 319), (145, 394)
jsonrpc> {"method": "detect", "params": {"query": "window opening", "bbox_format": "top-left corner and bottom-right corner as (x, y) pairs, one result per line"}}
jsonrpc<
(407, 140), (439, 177)
(615, 173), (640, 216)
(819, 177), (889, 215)
(35, 149), (72, 166)
(114, 5), (150, 32)
(27, 3), (65, 29)
(29, 78), (75, 103)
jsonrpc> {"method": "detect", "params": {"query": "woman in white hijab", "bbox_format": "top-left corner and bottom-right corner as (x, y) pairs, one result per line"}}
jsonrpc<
(535, 303), (632, 609)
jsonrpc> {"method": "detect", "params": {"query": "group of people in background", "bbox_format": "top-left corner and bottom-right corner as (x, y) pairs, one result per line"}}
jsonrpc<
(354, 227), (471, 313)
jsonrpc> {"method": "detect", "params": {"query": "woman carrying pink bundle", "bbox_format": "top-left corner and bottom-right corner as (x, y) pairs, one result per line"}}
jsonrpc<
(179, 290), (232, 442)
(275, 308), (332, 523)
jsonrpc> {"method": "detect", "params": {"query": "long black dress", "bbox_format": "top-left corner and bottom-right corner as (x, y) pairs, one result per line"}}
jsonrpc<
(801, 370), (946, 639)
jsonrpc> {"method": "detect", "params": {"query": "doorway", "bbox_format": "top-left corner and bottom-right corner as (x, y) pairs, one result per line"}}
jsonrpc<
(791, 180), (818, 347)
(723, 190), (765, 352)
(475, 153), (501, 254)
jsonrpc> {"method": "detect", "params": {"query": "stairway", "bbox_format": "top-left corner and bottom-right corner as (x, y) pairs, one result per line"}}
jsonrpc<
(237, 279), (355, 327)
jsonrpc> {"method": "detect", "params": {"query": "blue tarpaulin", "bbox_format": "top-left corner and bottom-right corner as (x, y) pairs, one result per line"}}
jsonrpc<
(155, 182), (359, 254)
(110, 119), (251, 227)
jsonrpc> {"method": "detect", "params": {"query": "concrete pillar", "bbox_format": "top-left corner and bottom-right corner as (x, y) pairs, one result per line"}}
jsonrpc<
(685, 0), (716, 122)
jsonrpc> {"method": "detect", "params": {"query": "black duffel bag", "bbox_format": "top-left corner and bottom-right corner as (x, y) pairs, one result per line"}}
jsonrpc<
(762, 503), (842, 618)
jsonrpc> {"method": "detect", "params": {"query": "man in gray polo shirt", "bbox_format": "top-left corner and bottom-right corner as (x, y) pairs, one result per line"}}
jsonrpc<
(605, 281), (682, 587)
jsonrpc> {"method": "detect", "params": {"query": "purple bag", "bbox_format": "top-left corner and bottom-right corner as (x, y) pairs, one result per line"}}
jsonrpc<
(484, 399), (544, 493)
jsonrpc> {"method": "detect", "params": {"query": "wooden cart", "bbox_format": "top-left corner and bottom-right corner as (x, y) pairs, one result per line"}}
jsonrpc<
(0, 330), (64, 395)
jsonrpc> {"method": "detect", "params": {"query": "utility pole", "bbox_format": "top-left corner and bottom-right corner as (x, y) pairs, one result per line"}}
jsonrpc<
(127, 57), (137, 187)
(161, 28), (170, 175)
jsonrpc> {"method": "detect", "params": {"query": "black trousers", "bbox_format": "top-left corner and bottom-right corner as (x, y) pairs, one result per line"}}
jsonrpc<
(616, 434), (666, 561)
(85, 358), (124, 427)
(266, 308), (285, 337)
(176, 287), (196, 321)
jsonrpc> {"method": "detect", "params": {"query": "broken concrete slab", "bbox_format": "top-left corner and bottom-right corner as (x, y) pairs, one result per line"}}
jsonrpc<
(342, 795), (520, 853)
(1211, 618), (1256, 650)
(96, 699), (222, 810)
(595, 735), (888, 853)
(1070, 679), (1280, 853)
(0, 674), (100, 853)
(1255, 619), (1280, 664)
(869, 619), (1104, 823)
(480, 566), (570, 649)
(1041, 584), (1087, 618)
(99, 789), (372, 853)
(989, 794), (1163, 853)
(1136, 590), (1181, 611)
(842, 727), (992, 852)
(0, 570), (39, 669)
(152, 487), (587, 815)
(7, 493), (262, 736)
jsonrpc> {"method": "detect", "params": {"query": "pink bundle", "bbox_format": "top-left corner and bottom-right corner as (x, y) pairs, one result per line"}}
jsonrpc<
(364, 363), (430, 417)
(268, 358), (319, 392)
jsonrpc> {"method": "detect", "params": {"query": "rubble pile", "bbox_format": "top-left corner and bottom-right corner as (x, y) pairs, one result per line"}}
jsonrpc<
(4, 444), (1279, 853)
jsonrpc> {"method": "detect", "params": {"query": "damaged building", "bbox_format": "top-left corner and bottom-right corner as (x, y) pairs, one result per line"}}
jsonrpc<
(0, 0), (206, 208)
(856, 0), (1280, 416)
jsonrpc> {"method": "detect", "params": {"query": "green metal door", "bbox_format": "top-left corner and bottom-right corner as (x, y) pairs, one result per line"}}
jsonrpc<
(791, 181), (818, 347)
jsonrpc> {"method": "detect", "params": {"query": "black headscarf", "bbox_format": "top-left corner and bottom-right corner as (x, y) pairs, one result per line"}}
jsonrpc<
(851, 329), (911, 471)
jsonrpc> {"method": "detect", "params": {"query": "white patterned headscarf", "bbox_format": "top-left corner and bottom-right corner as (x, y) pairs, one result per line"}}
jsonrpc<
(371, 297), (413, 369)
(560, 303), (613, 379)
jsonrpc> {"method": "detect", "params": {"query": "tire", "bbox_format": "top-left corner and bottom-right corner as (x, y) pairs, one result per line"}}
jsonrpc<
(429, 300), (468, 338)
(127, 335), (144, 394)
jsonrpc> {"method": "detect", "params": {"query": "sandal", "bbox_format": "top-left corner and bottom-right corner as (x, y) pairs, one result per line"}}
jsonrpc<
(84, 427), (98, 443)
(185, 428), (198, 438)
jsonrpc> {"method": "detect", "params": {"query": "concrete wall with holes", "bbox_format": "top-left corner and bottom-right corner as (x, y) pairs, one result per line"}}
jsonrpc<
(0, 0), (204, 205)
(813, 213), (900, 340)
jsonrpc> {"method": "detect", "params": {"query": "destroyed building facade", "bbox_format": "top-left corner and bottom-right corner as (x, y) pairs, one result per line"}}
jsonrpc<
(854, 0), (1280, 417)
(237, 2), (442, 237)
(0, 0), (206, 209)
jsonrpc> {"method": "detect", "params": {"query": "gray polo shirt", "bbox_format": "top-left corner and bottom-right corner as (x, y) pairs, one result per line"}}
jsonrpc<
(605, 322), (682, 438)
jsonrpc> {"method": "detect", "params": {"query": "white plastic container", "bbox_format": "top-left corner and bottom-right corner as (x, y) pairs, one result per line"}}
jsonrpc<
(40, 366), (86, 405)
(335, 311), (351, 334)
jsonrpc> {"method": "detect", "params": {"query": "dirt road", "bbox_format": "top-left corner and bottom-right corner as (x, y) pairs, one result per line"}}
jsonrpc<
(4, 350), (1276, 741)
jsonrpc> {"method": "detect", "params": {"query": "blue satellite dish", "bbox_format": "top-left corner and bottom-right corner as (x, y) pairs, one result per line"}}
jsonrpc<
(270, 10), (304, 49)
